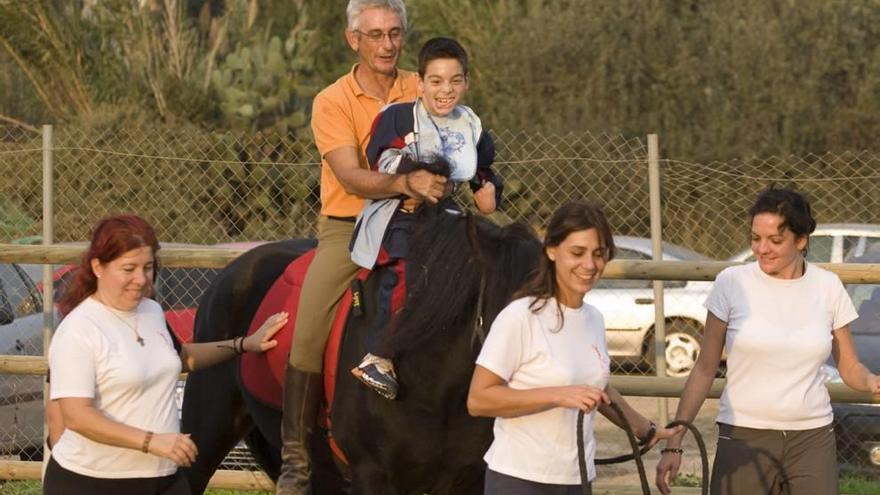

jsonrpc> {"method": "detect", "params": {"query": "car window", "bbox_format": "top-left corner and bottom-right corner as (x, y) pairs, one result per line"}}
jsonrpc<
(845, 236), (880, 262)
(805, 235), (833, 263)
(842, 235), (864, 262)
(596, 248), (652, 289)
(847, 284), (880, 334)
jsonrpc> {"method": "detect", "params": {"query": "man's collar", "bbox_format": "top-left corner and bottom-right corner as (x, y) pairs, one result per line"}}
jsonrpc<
(347, 63), (412, 101)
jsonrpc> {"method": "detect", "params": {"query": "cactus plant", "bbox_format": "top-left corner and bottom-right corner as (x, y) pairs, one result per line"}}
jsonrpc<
(212, 22), (317, 135)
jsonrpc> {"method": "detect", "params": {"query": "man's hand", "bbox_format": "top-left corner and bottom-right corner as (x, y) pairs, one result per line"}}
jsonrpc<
(404, 169), (447, 204)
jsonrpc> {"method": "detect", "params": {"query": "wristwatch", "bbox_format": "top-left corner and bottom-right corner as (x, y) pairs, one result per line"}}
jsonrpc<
(637, 421), (657, 446)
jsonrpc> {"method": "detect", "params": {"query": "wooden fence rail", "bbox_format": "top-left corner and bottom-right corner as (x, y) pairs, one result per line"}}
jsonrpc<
(4, 243), (880, 282)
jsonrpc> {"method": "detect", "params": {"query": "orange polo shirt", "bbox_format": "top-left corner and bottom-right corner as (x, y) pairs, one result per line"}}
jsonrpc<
(311, 64), (419, 217)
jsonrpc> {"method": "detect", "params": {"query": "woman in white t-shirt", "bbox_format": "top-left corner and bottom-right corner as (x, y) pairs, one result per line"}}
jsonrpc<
(44, 215), (287, 495)
(655, 187), (880, 495)
(467, 202), (680, 494)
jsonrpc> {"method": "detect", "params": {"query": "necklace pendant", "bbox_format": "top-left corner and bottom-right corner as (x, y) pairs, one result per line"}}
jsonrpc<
(136, 336), (145, 346)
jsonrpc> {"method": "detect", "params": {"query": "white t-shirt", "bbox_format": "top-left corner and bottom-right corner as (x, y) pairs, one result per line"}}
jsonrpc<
(476, 296), (610, 485)
(706, 262), (858, 430)
(49, 297), (182, 478)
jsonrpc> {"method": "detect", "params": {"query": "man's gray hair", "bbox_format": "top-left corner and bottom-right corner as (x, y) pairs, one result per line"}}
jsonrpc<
(346, 0), (408, 31)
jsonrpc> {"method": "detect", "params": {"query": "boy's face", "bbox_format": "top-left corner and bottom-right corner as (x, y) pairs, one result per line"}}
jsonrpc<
(418, 58), (468, 117)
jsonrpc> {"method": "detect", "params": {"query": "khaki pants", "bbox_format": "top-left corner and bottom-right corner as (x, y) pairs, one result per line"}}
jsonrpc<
(288, 216), (359, 372)
(710, 422), (838, 495)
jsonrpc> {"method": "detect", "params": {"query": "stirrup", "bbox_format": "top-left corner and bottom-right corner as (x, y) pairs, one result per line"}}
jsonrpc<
(351, 354), (399, 400)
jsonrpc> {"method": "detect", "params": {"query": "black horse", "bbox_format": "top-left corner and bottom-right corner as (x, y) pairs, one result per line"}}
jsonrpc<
(180, 204), (541, 494)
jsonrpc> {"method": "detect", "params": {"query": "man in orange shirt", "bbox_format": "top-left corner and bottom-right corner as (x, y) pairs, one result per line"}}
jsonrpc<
(276, 1), (447, 493)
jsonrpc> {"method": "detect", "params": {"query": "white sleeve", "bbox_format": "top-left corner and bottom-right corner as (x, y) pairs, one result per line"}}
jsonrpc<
(830, 276), (859, 330)
(377, 149), (403, 174)
(476, 301), (529, 382)
(704, 268), (731, 322)
(48, 319), (97, 400)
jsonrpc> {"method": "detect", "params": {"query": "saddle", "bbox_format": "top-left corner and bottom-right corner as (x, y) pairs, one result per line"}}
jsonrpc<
(238, 249), (374, 461)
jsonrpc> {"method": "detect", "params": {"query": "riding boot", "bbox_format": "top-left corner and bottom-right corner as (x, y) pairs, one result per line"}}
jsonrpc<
(276, 365), (323, 495)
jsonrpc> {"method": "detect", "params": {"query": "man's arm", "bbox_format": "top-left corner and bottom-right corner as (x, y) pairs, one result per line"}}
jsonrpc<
(326, 146), (446, 202)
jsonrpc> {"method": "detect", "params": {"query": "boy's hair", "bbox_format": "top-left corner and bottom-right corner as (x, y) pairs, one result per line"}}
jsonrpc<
(418, 37), (469, 78)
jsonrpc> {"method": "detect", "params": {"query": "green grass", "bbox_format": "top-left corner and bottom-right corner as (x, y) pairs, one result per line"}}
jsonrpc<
(0, 481), (38, 495)
(0, 481), (271, 494)
(672, 472), (702, 487)
(840, 474), (880, 495)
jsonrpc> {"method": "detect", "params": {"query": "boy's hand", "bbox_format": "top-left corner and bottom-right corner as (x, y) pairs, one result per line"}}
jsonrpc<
(474, 182), (496, 214)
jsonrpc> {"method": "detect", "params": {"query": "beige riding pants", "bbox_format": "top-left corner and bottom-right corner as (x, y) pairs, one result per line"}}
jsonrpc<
(288, 216), (359, 372)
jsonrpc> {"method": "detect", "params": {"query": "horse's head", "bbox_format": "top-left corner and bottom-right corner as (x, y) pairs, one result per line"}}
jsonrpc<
(390, 204), (541, 354)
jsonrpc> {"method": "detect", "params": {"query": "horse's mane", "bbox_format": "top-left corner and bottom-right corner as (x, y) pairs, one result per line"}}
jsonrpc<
(390, 203), (541, 353)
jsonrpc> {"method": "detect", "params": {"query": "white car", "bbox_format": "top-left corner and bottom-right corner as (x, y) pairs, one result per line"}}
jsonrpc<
(586, 236), (713, 377)
(729, 223), (880, 264)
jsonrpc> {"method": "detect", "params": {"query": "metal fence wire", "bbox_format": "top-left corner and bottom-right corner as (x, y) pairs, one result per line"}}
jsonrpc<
(0, 124), (877, 477)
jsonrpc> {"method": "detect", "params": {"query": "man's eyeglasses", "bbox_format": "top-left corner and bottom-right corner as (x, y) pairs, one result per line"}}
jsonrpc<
(354, 28), (404, 43)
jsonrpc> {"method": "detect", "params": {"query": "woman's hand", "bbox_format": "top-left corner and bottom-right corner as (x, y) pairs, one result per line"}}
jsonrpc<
(243, 312), (289, 352)
(655, 446), (684, 495)
(553, 385), (610, 413)
(649, 424), (686, 448)
(474, 181), (496, 214)
(148, 432), (198, 467)
(868, 373), (880, 394)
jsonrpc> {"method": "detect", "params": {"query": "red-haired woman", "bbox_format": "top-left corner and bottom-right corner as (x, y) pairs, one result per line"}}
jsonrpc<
(43, 214), (287, 495)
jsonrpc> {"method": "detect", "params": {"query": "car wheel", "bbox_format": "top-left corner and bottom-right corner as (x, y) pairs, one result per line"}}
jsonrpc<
(643, 319), (702, 377)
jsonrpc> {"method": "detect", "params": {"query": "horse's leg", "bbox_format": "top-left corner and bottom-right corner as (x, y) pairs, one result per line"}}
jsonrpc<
(309, 428), (350, 495)
(180, 360), (250, 495)
(243, 427), (281, 481)
(350, 462), (397, 495)
(242, 397), (349, 494)
(442, 464), (486, 495)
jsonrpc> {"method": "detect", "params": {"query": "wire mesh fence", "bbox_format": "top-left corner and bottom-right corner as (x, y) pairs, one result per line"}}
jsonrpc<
(0, 123), (878, 477)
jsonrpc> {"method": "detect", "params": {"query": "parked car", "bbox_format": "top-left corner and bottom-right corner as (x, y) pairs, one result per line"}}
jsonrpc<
(585, 236), (714, 377)
(0, 262), (53, 460)
(729, 223), (880, 264)
(826, 247), (880, 472)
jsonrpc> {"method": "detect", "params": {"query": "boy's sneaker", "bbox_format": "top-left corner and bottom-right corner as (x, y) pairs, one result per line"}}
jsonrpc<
(351, 353), (399, 400)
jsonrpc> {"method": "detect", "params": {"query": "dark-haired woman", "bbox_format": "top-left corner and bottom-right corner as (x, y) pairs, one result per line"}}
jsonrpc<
(655, 187), (880, 495)
(467, 202), (680, 494)
(44, 214), (287, 495)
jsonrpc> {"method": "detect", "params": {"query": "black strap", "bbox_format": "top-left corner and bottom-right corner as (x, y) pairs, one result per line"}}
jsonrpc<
(578, 402), (710, 495)
(327, 215), (357, 223)
(471, 273), (487, 349)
